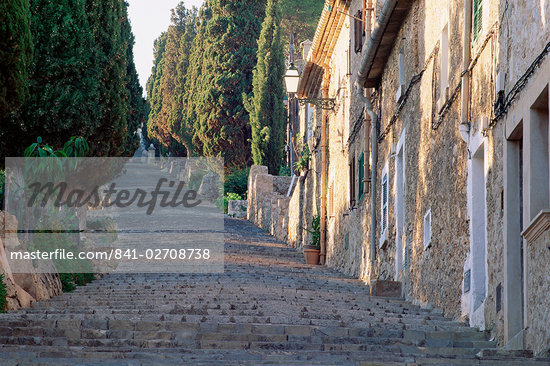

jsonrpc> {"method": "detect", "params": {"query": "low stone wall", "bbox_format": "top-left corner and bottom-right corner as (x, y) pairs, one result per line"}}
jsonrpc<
(228, 200), (247, 218)
(246, 166), (293, 242)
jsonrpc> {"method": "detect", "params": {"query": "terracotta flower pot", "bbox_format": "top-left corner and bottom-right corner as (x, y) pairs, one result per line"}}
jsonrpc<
(303, 247), (320, 265)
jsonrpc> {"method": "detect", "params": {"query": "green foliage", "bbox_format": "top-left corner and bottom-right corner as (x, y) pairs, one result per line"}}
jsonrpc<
(191, 0), (266, 168)
(304, 214), (320, 249)
(122, 2), (146, 155)
(168, 5), (199, 156)
(0, 0), (33, 119)
(0, 0), (145, 162)
(224, 167), (249, 199)
(147, 5), (198, 157)
(2, 0), (99, 161)
(294, 144), (310, 171)
(215, 192), (242, 214)
(0, 274), (7, 313)
(244, 0), (286, 175)
(85, 0), (132, 157)
(278, 165), (291, 176)
(280, 0), (324, 52)
(60, 271), (95, 293)
(60, 273), (76, 292)
(24, 136), (89, 158)
(182, 4), (211, 157)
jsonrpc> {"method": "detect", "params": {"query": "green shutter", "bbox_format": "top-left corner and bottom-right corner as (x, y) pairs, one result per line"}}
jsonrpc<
(473, 0), (483, 42)
(358, 153), (364, 202)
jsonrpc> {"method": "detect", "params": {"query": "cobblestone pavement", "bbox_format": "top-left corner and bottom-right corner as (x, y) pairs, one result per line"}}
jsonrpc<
(0, 218), (548, 365)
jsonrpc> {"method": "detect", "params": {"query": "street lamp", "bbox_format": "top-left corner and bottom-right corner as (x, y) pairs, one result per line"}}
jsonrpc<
(283, 64), (300, 94)
(283, 64), (336, 110)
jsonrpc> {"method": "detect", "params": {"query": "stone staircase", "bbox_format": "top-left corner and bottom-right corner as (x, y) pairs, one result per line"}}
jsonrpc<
(0, 218), (547, 365)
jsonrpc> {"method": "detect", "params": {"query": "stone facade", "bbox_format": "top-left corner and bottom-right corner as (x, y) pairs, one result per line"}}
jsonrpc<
(246, 0), (550, 356)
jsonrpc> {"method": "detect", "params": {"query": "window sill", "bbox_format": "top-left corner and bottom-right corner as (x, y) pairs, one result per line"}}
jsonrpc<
(522, 209), (550, 242)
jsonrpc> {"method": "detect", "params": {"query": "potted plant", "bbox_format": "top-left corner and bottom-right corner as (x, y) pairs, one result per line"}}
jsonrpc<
(303, 214), (320, 265)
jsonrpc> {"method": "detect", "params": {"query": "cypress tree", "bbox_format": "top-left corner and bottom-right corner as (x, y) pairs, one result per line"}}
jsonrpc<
(147, 4), (197, 156)
(146, 31), (168, 141)
(121, 1), (146, 155)
(86, 0), (129, 157)
(182, 4), (212, 156)
(244, 0), (286, 174)
(0, 0), (32, 119)
(0, 0), (33, 161)
(169, 6), (198, 156)
(193, 0), (265, 168)
(14, 0), (100, 153)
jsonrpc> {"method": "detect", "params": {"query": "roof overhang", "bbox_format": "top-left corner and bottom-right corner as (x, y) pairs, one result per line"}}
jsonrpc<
(297, 0), (351, 98)
(358, 0), (413, 88)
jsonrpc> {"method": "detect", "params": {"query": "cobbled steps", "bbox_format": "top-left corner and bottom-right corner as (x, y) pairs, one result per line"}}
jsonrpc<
(0, 218), (548, 365)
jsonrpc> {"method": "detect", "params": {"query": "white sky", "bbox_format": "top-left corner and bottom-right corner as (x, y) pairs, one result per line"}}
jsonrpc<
(127, 0), (204, 97)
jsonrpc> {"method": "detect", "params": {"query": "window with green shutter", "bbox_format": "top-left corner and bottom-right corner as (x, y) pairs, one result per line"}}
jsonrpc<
(358, 153), (364, 202)
(473, 0), (483, 43)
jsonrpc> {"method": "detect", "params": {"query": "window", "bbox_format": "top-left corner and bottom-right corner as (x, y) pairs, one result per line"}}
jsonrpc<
(358, 152), (364, 202)
(379, 162), (389, 248)
(472, 0), (483, 43)
(349, 156), (356, 207)
(381, 172), (388, 234)
(354, 10), (363, 53)
(440, 24), (449, 96)
(423, 208), (432, 249)
(396, 46), (406, 103)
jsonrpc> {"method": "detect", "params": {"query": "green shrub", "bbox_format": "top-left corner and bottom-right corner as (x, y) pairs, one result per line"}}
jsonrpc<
(214, 192), (242, 214)
(304, 214), (320, 249)
(294, 144), (310, 171)
(224, 167), (249, 199)
(278, 164), (291, 176)
(59, 271), (95, 292)
(0, 274), (7, 313)
(60, 273), (76, 292)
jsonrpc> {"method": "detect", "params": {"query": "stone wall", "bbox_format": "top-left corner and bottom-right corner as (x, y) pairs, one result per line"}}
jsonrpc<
(1, 212), (62, 310)
(246, 166), (293, 243)
(525, 227), (550, 355)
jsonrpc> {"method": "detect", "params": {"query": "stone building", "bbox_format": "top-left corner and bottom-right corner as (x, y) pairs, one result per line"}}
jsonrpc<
(247, 0), (550, 355)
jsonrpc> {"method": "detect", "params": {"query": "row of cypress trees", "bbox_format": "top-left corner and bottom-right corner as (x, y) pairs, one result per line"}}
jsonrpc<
(0, 0), (146, 160)
(147, 0), (286, 174)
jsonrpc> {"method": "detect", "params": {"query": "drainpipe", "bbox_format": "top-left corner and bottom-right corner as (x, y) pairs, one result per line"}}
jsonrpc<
(356, 83), (378, 270)
(320, 77), (329, 265)
(459, 0), (472, 143)
(356, 0), (390, 272)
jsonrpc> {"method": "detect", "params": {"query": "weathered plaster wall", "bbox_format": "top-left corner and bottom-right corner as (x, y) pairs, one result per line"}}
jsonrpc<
(526, 229), (550, 355)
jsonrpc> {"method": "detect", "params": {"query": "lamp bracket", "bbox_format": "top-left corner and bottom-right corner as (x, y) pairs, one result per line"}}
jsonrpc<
(295, 97), (336, 110)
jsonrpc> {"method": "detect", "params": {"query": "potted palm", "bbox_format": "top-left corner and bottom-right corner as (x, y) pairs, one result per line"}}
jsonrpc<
(303, 215), (320, 265)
